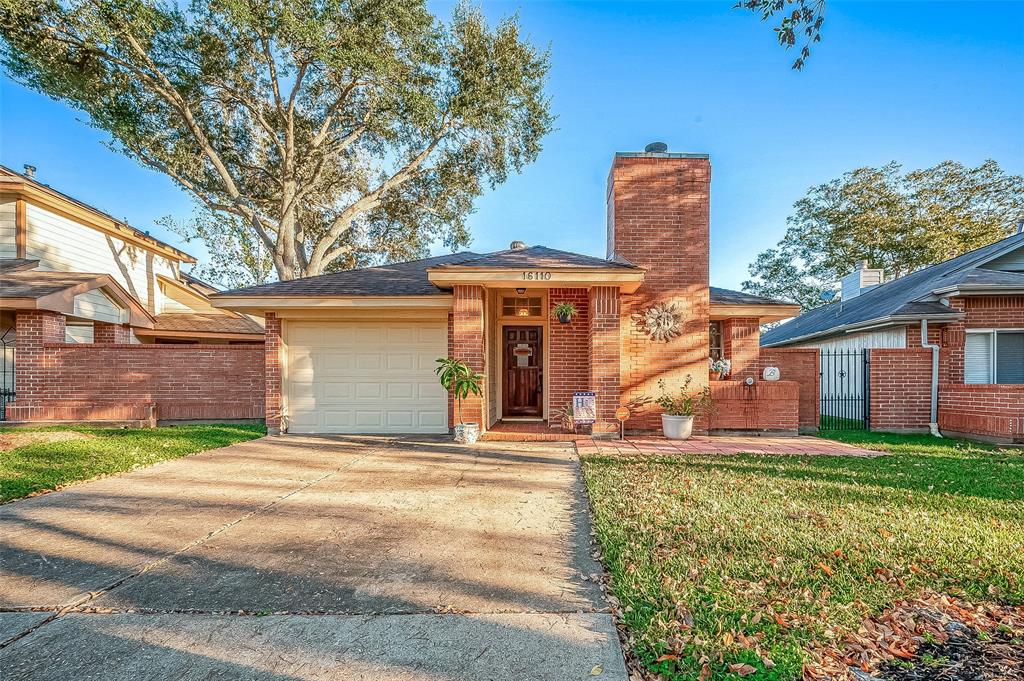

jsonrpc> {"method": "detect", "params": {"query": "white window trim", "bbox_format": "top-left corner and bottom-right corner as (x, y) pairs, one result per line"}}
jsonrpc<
(965, 328), (1024, 384)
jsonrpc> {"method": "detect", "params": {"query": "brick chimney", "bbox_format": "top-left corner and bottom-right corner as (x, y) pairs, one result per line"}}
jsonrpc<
(607, 144), (712, 430)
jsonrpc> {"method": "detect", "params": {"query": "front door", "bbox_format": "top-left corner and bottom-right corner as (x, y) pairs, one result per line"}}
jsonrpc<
(503, 326), (543, 417)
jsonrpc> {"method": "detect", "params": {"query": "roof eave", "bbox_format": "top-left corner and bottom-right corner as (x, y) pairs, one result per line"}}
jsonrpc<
(930, 284), (1024, 297)
(425, 268), (645, 293)
(710, 302), (801, 321)
(211, 294), (455, 314)
(761, 311), (965, 347)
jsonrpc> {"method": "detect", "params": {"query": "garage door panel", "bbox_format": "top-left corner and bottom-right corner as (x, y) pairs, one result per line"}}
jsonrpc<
(287, 320), (449, 434)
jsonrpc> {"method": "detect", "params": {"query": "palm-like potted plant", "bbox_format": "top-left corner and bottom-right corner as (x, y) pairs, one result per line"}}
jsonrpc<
(655, 375), (713, 440)
(551, 302), (578, 324)
(435, 358), (484, 444)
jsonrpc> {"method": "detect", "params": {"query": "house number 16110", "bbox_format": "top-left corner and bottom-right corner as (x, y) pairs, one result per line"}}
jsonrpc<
(521, 271), (552, 281)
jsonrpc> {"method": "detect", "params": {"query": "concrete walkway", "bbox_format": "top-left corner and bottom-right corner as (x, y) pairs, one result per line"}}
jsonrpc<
(0, 436), (626, 680)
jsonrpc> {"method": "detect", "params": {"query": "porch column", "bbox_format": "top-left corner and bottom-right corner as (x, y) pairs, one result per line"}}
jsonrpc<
(264, 312), (283, 434)
(13, 310), (65, 407)
(451, 285), (486, 429)
(588, 286), (621, 423)
(93, 321), (134, 344)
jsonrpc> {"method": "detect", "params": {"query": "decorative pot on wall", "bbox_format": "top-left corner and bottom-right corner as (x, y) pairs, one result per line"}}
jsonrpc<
(454, 422), (480, 444)
(556, 312), (572, 324)
(661, 414), (694, 440)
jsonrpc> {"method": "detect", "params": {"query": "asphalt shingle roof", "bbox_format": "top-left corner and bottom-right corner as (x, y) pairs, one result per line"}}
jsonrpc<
(216, 252), (482, 297)
(432, 245), (640, 270)
(0, 268), (106, 299)
(709, 287), (793, 307)
(761, 232), (1024, 347)
(150, 313), (264, 335)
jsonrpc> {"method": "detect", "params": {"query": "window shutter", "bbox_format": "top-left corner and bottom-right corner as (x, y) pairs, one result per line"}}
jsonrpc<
(964, 333), (993, 384)
(995, 332), (1024, 384)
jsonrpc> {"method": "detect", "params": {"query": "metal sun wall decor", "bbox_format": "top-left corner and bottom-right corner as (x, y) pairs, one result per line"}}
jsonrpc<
(638, 301), (683, 342)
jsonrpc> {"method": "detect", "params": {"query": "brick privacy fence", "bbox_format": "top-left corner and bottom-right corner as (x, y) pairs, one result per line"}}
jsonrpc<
(758, 348), (820, 431)
(869, 348), (933, 432)
(11, 311), (264, 423)
(707, 381), (799, 432)
(547, 288), (590, 425)
(10, 343), (264, 422)
(939, 384), (1024, 442)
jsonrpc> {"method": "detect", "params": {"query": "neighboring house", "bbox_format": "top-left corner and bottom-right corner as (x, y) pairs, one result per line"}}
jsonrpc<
(214, 146), (801, 435)
(762, 232), (1024, 442)
(0, 164), (264, 420)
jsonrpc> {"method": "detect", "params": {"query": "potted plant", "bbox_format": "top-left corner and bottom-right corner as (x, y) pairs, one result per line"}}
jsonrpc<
(551, 302), (578, 324)
(709, 357), (731, 380)
(435, 358), (484, 444)
(655, 375), (713, 440)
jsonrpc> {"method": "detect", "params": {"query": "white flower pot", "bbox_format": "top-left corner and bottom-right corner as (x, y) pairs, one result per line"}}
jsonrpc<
(661, 414), (694, 440)
(454, 422), (480, 444)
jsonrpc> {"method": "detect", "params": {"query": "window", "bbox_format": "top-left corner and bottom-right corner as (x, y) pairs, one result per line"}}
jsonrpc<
(502, 297), (542, 317)
(709, 321), (724, 361)
(964, 330), (1024, 384)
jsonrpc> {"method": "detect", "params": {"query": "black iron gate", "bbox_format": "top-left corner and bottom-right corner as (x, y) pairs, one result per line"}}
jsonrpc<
(819, 349), (869, 430)
(1, 327), (13, 421)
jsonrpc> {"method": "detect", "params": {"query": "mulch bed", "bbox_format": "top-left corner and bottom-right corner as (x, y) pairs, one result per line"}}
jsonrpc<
(806, 592), (1024, 681)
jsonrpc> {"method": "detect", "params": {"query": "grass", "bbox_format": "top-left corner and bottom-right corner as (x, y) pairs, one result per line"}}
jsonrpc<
(580, 431), (1024, 680)
(0, 424), (265, 502)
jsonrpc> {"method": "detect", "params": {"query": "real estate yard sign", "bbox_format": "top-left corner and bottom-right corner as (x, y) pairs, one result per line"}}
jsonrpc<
(573, 392), (596, 425)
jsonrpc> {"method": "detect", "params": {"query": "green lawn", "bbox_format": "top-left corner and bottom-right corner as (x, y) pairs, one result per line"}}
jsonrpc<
(0, 424), (265, 502)
(580, 431), (1024, 680)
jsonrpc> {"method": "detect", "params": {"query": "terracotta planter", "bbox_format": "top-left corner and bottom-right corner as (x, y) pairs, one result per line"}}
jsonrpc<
(661, 414), (694, 440)
(454, 422), (480, 444)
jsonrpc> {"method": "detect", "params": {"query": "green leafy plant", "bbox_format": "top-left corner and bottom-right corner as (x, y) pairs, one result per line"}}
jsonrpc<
(551, 302), (579, 322)
(434, 358), (483, 425)
(654, 375), (713, 417)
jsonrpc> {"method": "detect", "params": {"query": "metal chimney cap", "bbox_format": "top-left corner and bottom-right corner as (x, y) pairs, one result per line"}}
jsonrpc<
(644, 141), (668, 153)
(509, 240), (528, 250)
(23, 164), (36, 179)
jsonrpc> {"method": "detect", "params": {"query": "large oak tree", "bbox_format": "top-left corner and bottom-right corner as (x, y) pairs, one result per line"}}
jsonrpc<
(743, 160), (1024, 310)
(0, 0), (553, 282)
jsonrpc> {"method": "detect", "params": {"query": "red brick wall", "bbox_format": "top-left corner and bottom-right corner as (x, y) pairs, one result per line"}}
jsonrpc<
(723, 317), (761, 380)
(608, 154), (711, 430)
(589, 286), (621, 423)
(548, 288), (589, 424)
(264, 312), (283, 432)
(942, 296), (1024, 383)
(10, 339), (264, 423)
(93, 321), (134, 344)
(13, 310), (66, 402)
(869, 348), (933, 432)
(707, 381), (800, 432)
(451, 285), (486, 428)
(758, 348), (820, 430)
(939, 384), (1024, 442)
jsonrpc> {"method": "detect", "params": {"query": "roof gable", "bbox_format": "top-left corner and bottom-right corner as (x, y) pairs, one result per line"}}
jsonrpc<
(430, 245), (640, 270)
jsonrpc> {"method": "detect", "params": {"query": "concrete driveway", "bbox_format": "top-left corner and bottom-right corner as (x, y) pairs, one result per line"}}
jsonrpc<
(0, 436), (626, 680)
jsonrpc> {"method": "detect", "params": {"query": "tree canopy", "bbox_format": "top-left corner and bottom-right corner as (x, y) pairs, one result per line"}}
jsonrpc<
(743, 160), (1024, 310)
(0, 0), (553, 282)
(736, 0), (826, 70)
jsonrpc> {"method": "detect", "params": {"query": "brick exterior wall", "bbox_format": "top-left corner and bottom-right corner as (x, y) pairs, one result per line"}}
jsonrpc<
(93, 321), (134, 344)
(264, 312), (283, 433)
(589, 286), (621, 424)
(451, 285), (486, 428)
(869, 348), (933, 432)
(939, 384), (1024, 442)
(941, 296), (1024, 383)
(707, 381), (800, 432)
(608, 154), (711, 430)
(548, 288), (590, 425)
(758, 348), (820, 430)
(722, 317), (761, 380)
(10, 310), (264, 423)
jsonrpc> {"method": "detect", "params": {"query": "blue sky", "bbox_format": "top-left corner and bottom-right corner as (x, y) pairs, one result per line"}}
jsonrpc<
(1, 1), (1021, 289)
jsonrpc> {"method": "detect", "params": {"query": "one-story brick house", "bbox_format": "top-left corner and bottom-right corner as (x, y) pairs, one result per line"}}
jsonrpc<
(762, 232), (1024, 443)
(214, 147), (803, 435)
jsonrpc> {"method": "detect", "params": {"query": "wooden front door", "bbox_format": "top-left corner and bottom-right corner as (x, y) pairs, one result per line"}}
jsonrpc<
(503, 326), (543, 417)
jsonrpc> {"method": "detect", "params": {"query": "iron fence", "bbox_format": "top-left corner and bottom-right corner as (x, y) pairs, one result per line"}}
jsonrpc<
(820, 349), (869, 430)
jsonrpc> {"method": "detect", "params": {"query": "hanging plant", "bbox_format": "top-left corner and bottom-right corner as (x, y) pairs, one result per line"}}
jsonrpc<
(551, 302), (578, 324)
(638, 301), (683, 342)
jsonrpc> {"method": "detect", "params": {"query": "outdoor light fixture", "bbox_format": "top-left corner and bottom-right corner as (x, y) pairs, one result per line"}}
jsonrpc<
(517, 307), (530, 317)
(515, 287), (527, 295)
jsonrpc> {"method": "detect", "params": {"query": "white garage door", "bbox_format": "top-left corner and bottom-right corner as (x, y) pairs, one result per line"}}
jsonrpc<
(285, 321), (449, 434)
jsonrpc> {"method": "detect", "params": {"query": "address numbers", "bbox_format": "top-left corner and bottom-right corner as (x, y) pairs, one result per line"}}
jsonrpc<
(521, 271), (552, 281)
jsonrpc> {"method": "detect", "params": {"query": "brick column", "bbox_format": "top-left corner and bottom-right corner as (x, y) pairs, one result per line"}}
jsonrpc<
(93, 321), (134, 344)
(13, 310), (65, 405)
(589, 286), (621, 424)
(547, 288), (589, 426)
(264, 312), (283, 434)
(723, 317), (760, 380)
(451, 285), (486, 428)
